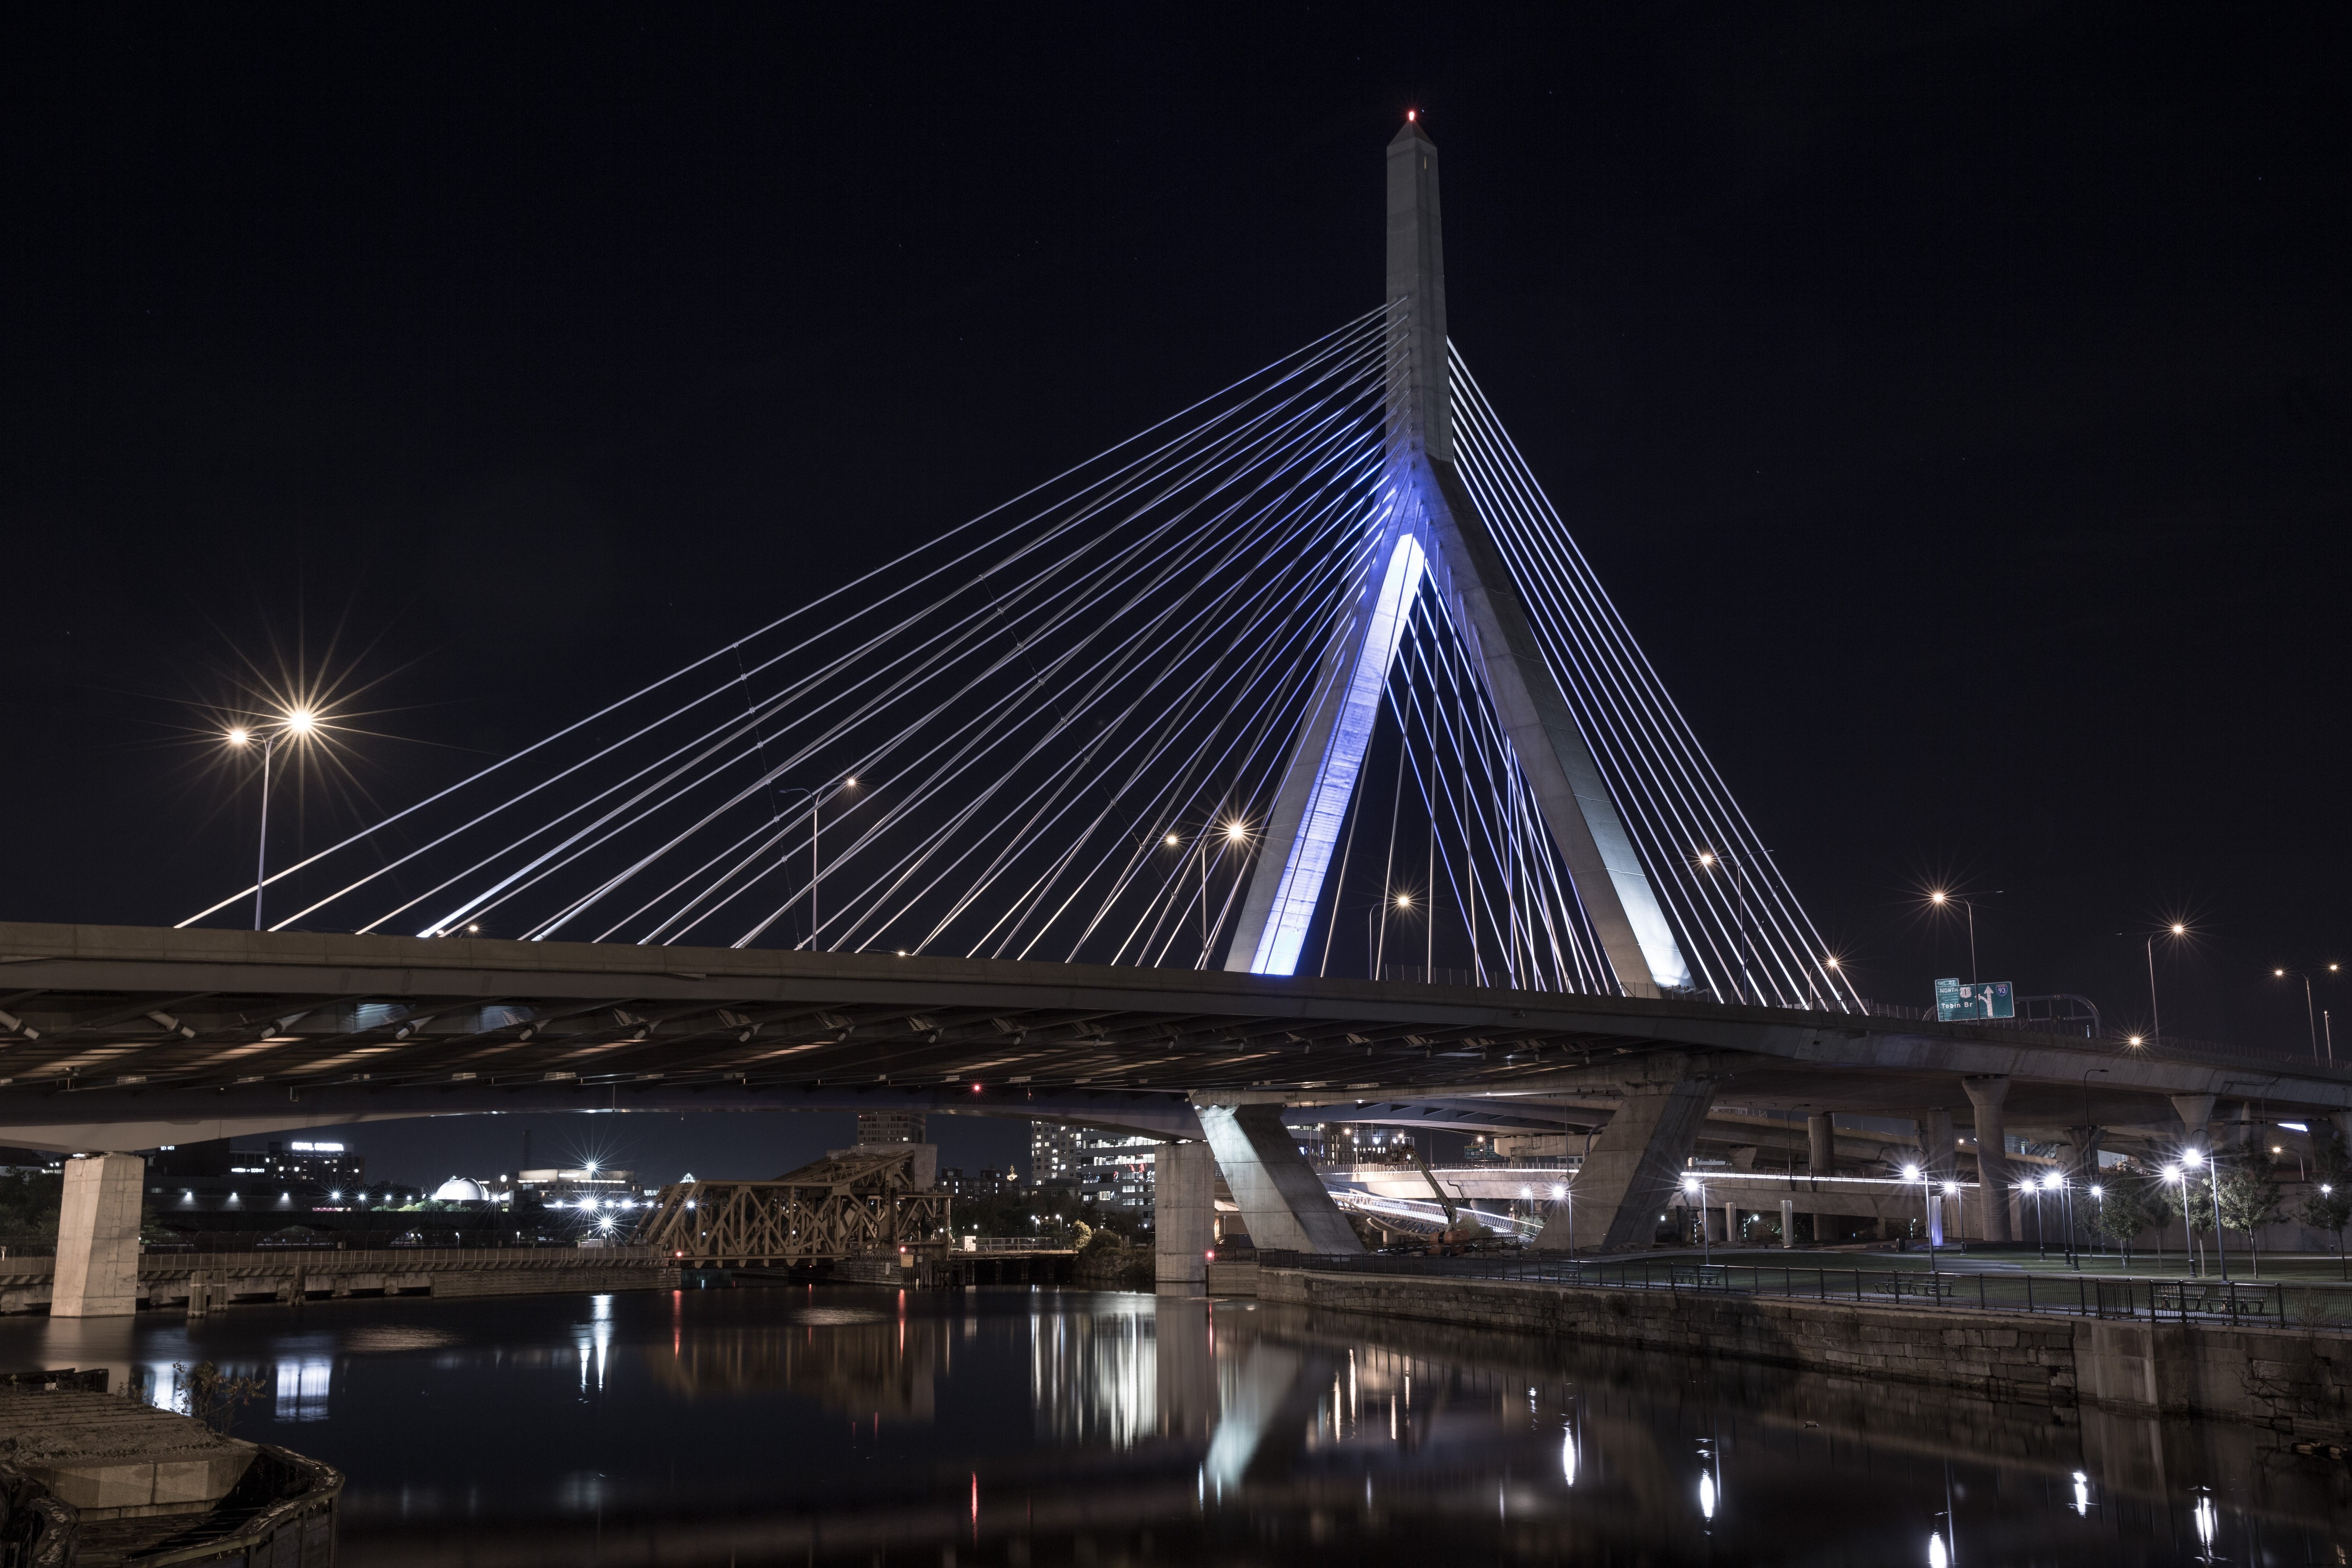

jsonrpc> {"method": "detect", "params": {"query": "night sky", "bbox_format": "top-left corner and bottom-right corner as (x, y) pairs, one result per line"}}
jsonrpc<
(3, 7), (2345, 1187)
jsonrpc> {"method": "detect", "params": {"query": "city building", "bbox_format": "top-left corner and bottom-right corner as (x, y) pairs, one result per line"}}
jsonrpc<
(145, 1137), (412, 1214)
(938, 1166), (1018, 1199)
(855, 1110), (928, 1145)
(1030, 1123), (1082, 1189)
(1076, 1131), (1157, 1212)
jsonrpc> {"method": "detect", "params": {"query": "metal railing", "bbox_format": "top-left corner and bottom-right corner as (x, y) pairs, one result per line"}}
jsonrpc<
(1254, 1250), (2343, 1330)
(962, 1236), (1079, 1254)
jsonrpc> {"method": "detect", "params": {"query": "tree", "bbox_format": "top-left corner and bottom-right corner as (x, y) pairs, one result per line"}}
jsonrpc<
(2090, 1172), (2162, 1266)
(2301, 1133), (2352, 1281)
(2216, 1163), (2286, 1278)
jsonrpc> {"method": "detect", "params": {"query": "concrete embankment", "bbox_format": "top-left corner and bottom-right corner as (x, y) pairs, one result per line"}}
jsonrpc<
(0, 1247), (679, 1314)
(1256, 1266), (2352, 1438)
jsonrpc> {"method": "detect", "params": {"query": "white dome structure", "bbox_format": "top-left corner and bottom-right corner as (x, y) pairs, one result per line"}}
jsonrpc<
(432, 1177), (490, 1202)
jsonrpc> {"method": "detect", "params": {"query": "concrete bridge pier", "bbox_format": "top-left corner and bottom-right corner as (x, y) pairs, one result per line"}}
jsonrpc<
(1193, 1103), (1363, 1254)
(1806, 1112), (1836, 1241)
(1536, 1056), (1715, 1253)
(1962, 1077), (2014, 1243)
(1918, 1110), (1956, 1245)
(53, 1153), (143, 1319)
(1154, 1141), (1215, 1288)
(2171, 1094), (2216, 1150)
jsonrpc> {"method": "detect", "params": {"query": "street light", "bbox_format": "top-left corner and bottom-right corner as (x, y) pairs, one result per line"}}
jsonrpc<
(1903, 1163), (1938, 1273)
(2140, 922), (2188, 1047)
(2182, 1146), (2229, 1281)
(1682, 1172), (1711, 1266)
(1927, 889), (2002, 982)
(225, 706), (325, 930)
(1696, 850), (1755, 1004)
(1552, 1182), (1574, 1258)
(2274, 967), (2336, 1064)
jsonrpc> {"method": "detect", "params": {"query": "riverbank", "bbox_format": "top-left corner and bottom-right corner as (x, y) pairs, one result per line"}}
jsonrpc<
(1256, 1265), (2352, 1437)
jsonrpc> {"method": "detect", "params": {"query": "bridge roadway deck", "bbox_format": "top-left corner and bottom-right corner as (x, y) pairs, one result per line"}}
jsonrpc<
(0, 922), (2342, 1153)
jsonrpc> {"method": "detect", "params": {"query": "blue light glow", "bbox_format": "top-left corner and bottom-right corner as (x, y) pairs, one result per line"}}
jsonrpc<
(1247, 530), (1427, 975)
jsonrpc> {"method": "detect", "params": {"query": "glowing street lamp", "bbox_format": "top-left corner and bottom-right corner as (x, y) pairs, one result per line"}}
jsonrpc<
(2274, 966), (2338, 1065)
(2182, 1146), (2229, 1281)
(2141, 922), (2188, 1046)
(1682, 1172), (1711, 1265)
(225, 706), (324, 930)
(1903, 1162), (1940, 1273)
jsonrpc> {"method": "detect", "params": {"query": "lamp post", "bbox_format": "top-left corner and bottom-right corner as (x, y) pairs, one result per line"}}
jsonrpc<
(2026, 1175), (2047, 1260)
(1903, 1163), (1938, 1274)
(2089, 1183), (2105, 1259)
(1927, 890), (2001, 982)
(1552, 1181), (1573, 1258)
(778, 777), (858, 951)
(1696, 851), (1753, 1005)
(2143, 922), (2187, 1046)
(1682, 1172), (1711, 1265)
(2183, 1147), (2228, 1282)
(2274, 966), (2338, 1064)
(225, 707), (320, 931)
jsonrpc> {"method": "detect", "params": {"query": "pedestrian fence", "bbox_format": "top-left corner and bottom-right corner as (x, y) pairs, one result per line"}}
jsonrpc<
(1253, 1250), (2352, 1332)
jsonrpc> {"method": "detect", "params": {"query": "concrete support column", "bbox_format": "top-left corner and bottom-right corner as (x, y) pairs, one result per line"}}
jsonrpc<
(1919, 1109), (1956, 1246)
(2171, 1094), (2216, 1150)
(1534, 1056), (1716, 1253)
(1778, 1198), (1795, 1247)
(1154, 1141), (1215, 1289)
(1725, 1198), (1740, 1248)
(2331, 1111), (2352, 1150)
(1962, 1077), (2013, 1244)
(1192, 1103), (1363, 1255)
(53, 1154), (144, 1319)
(1806, 1111), (1837, 1244)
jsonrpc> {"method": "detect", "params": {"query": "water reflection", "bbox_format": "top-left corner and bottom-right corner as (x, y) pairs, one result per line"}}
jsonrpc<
(0, 1284), (2345, 1565)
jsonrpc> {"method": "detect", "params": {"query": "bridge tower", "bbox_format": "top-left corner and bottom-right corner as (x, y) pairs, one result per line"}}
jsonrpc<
(1224, 116), (1694, 998)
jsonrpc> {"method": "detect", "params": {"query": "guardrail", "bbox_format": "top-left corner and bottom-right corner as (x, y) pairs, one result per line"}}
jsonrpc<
(1254, 1250), (2345, 1330)
(962, 1237), (1080, 1254)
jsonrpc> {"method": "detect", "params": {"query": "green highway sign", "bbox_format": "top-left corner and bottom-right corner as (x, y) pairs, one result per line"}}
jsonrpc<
(1934, 978), (2014, 1022)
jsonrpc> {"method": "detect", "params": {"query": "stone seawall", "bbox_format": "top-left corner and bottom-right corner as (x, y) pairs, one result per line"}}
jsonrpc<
(1257, 1267), (2352, 1438)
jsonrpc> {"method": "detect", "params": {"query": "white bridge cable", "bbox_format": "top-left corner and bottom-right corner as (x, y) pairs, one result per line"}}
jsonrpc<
(550, 379), (1388, 950)
(173, 306), (1394, 933)
(428, 329), (1393, 943)
(300, 321), (1389, 945)
(1448, 347), (1854, 1010)
(778, 394), (1389, 959)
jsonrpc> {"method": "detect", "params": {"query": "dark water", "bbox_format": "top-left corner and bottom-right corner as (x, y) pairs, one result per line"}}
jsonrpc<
(6, 1283), (2349, 1565)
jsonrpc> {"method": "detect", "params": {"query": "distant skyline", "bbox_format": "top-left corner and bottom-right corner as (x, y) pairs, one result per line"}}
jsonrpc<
(4, 5), (2345, 1186)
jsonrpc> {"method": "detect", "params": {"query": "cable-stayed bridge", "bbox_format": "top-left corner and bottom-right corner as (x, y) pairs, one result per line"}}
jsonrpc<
(8, 121), (2347, 1306)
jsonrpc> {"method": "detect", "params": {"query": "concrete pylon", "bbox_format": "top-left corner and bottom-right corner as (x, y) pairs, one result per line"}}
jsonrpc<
(53, 1153), (144, 1318)
(2331, 1111), (2352, 1149)
(1806, 1111), (1836, 1242)
(1222, 117), (1692, 997)
(1154, 1141), (1215, 1289)
(1535, 1056), (1716, 1252)
(1962, 1077), (2014, 1243)
(1918, 1110), (1957, 1177)
(1192, 1103), (1363, 1255)
(2171, 1094), (2216, 1148)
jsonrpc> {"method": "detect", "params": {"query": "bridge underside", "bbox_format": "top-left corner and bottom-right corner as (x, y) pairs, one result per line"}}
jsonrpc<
(3, 924), (2346, 1270)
